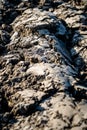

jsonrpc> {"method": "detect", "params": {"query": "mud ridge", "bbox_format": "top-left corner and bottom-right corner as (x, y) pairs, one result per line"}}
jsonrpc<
(0, 0), (87, 130)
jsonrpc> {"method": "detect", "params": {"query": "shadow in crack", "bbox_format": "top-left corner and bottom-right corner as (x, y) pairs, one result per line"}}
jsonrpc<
(0, 91), (18, 129)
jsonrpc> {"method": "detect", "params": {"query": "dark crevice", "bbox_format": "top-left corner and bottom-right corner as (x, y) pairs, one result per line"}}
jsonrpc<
(0, 91), (18, 129)
(67, 84), (87, 101)
(0, 92), (12, 113)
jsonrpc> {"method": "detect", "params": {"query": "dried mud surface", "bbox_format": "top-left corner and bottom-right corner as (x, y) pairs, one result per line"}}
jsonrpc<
(0, 0), (87, 130)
